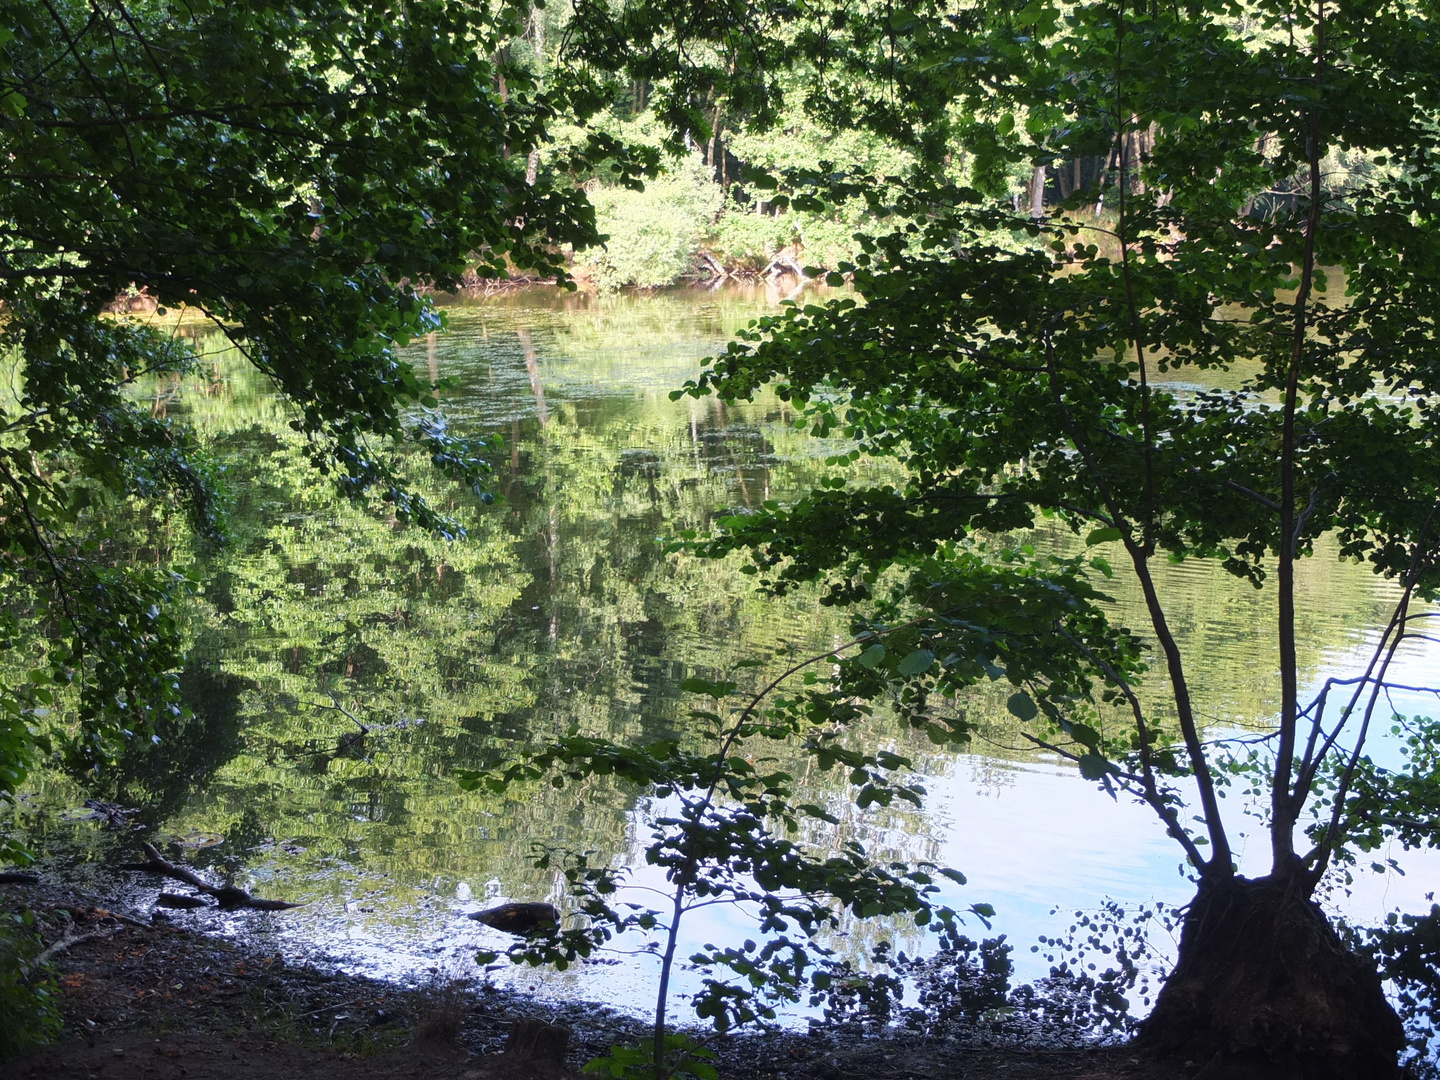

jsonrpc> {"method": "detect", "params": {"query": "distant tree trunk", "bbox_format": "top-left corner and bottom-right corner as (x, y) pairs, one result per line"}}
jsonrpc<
(707, 101), (723, 173)
(1028, 165), (1047, 218)
(1104, 135), (1121, 193)
(1128, 126), (1146, 194)
(496, 52), (509, 159)
(525, 4), (543, 186)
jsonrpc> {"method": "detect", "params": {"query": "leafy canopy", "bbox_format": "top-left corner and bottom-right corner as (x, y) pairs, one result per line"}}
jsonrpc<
(677, 0), (1440, 889)
(0, 0), (644, 842)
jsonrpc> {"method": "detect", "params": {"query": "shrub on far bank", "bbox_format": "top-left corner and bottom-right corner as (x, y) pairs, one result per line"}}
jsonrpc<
(577, 154), (723, 290)
(791, 196), (873, 271)
(705, 195), (876, 275)
(705, 205), (796, 272)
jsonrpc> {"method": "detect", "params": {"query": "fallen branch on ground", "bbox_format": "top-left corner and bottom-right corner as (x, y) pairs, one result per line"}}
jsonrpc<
(120, 842), (304, 911)
(35, 928), (120, 965)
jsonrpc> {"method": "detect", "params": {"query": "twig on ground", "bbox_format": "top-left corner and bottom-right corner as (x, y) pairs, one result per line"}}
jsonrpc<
(35, 928), (120, 966)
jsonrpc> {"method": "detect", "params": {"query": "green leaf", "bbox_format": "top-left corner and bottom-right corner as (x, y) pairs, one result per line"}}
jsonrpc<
(1006, 692), (1038, 721)
(897, 649), (935, 676)
(1085, 527), (1123, 547)
(1078, 754), (1112, 781)
(857, 643), (886, 669)
(680, 677), (737, 700)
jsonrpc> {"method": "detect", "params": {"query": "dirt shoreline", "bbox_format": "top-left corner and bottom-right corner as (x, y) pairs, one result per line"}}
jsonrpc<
(5, 879), (1187, 1080)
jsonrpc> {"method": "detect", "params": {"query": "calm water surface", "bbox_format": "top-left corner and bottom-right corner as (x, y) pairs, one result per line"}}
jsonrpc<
(13, 283), (1439, 1018)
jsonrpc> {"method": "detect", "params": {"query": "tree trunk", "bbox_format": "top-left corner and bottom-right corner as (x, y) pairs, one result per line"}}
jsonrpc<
(1139, 871), (1405, 1079)
(707, 101), (723, 173)
(1028, 164), (1047, 218)
(524, 3), (543, 187)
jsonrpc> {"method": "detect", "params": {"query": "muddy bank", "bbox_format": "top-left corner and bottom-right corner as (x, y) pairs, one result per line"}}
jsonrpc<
(5, 878), (1187, 1080)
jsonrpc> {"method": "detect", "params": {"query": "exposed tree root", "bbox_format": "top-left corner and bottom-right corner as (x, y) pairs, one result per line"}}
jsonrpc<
(1138, 872), (1404, 1079)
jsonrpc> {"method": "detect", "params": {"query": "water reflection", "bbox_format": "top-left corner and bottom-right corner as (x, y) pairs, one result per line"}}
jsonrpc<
(8, 284), (1439, 1019)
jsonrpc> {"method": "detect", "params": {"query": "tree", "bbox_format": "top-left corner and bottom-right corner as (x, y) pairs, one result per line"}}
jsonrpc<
(0, 0), (656, 839)
(676, 2), (1440, 1076)
(462, 656), (989, 1080)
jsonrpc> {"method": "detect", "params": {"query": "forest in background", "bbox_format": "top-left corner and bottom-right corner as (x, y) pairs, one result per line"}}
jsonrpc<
(493, 2), (1393, 290)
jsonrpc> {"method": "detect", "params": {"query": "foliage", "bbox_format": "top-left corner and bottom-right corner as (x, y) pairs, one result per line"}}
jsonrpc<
(3, 306), (897, 931)
(579, 153), (724, 289)
(684, 0), (1440, 899)
(0, 0), (646, 842)
(1367, 904), (1440, 1071)
(804, 932), (1010, 1034)
(7, 0), (1440, 1067)
(0, 0), (1070, 857)
(788, 199), (874, 272)
(1014, 900), (1167, 1041)
(704, 205), (796, 273)
(903, 931), (1013, 1029)
(707, 88), (924, 271)
(812, 904), (1164, 1045)
(0, 910), (62, 1060)
(703, 196), (874, 275)
(672, 0), (1440, 1070)
(582, 1034), (719, 1080)
(458, 645), (993, 1080)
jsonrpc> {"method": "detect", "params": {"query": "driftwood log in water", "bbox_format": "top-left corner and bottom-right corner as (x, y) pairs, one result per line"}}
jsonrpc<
(468, 902), (560, 936)
(156, 891), (210, 910)
(120, 842), (303, 911)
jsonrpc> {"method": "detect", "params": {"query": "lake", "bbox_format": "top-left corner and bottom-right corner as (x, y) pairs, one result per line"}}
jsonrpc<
(11, 282), (1439, 1023)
